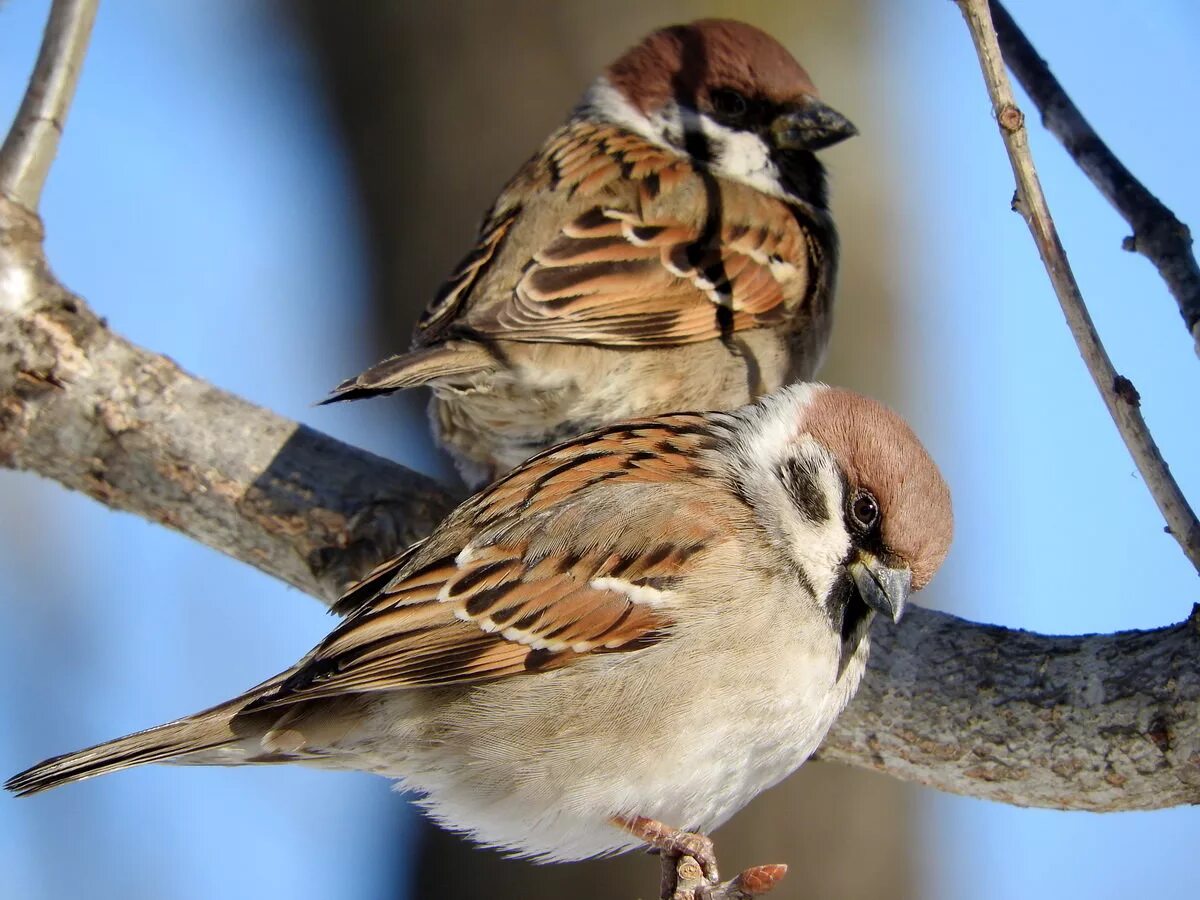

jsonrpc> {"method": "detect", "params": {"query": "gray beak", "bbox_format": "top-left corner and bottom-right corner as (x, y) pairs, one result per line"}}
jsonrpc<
(770, 100), (858, 152)
(848, 554), (911, 624)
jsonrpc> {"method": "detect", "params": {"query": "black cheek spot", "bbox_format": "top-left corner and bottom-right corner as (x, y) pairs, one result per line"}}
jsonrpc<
(782, 458), (828, 524)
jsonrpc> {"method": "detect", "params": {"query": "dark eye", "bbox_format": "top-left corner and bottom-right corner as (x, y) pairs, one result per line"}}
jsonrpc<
(850, 491), (879, 532)
(710, 88), (748, 119)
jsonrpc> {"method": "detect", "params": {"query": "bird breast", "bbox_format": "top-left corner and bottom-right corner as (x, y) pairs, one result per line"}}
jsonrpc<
(356, 565), (860, 862)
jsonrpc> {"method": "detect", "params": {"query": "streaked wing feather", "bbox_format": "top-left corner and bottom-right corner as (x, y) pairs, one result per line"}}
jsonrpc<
(416, 121), (812, 349)
(417, 205), (521, 333)
(250, 415), (735, 711)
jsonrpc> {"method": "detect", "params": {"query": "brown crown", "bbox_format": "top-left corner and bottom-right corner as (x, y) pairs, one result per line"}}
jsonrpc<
(606, 19), (819, 115)
(803, 387), (954, 590)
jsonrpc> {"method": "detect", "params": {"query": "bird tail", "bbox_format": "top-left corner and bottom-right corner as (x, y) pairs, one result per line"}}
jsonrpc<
(319, 341), (497, 404)
(5, 680), (286, 797)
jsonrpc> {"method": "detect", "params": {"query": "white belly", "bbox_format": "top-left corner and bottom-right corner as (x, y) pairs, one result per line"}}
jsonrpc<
(352, 618), (869, 863)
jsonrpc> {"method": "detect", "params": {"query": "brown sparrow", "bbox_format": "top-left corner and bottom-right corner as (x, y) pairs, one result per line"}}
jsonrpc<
(322, 19), (857, 487)
(8, 384), (951, 894)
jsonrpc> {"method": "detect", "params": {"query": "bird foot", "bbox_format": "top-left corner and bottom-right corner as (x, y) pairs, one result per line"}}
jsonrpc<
(615, 814), (718, 896)
(613, 816), (787, 900)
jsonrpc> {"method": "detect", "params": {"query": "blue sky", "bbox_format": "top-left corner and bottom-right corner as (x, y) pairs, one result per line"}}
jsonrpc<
(1, 2), (1197, 899)
(885, 3), (1200, 899)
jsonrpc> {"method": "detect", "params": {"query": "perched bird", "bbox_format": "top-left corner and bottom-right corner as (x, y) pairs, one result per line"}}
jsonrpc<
(8, 385), (952, 894)
(324, 19), (857, 487)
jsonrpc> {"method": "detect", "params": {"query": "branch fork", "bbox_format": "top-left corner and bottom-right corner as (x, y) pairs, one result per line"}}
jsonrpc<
(956, 0), (1200, 574)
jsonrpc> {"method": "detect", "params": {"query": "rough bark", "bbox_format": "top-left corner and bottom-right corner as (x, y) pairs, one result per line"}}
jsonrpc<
(0, 199), (453, 604)
(821, 606), (1200, 810)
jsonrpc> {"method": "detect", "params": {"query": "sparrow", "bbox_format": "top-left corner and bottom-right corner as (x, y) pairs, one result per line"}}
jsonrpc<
(8, 384), (952, 896)
(322, 19), (858, 488)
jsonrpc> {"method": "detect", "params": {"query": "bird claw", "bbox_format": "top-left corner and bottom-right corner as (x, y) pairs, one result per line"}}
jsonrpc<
(613, 815), (719, 897)
(613, 815), (786, 899)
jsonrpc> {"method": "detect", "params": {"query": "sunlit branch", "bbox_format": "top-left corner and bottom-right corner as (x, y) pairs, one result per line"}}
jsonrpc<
(955, 0), (1200, 575)
(0, 0), (98, 210)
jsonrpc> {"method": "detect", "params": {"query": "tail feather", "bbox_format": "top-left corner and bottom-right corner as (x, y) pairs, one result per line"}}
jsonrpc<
(7, 717), (236, 796)
(319, 341), (496, 405)
(6, 676), (290, 797)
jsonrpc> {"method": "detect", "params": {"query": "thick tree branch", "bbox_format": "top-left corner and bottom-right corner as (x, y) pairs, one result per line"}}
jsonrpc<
(0, 197), (453, 602)
(990, 0), (1200, 355)
(820, 605), (1200, 810)
(956, 0), (1200, 575)
(0, 0), (97, 210)
(2, 193), (1197, 810)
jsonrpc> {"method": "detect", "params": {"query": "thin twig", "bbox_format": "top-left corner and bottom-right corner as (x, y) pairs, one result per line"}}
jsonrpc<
(955, 0), (1200, 575)
(0, 0), (98, 210)
(990, 0), (1200, 356)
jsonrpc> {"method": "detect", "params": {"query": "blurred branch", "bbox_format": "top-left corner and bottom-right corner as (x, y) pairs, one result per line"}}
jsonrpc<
(955, 0), (1200, 575)
(990, 0), (1200, 355)
(0, 0), (97, 210)
(2, 196), (1198, 810)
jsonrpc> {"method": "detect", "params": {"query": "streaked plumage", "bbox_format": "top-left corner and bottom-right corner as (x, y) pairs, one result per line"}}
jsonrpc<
(8, 384), (952, 889)
(323, 19), (857, 487)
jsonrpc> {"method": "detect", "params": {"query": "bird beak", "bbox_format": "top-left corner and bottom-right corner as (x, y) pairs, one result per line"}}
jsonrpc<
(770, 100), (858, 152)
(848, 553), (911, 623)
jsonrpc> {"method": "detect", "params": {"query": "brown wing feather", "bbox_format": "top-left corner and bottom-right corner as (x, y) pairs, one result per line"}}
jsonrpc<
(414, 120), (817, 349)
(416, 205), (520, 334)
(248, 415), (736, 712)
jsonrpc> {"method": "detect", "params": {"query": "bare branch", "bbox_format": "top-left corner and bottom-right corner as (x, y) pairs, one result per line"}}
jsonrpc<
(990, 0), (1200, 355)
(0, 196), (454, 603)
(955, 0), (1200, 575)
(670, 855), (788, 900)
(821, 605), (1200, 810)
(2, 189), (1197, 811)
(0, 0), (98, 210)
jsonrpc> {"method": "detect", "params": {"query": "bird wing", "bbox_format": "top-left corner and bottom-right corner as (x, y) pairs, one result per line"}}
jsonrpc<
(415, 121), (821, 347)
(248, 414), (737, 710)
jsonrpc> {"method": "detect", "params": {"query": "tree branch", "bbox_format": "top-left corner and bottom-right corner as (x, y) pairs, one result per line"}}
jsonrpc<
(0, 0), (97, 210)
(955, 0), (1200, 575)
(0, 197), (454, 603)
(820, 605), (1200, 810)
(1, 191), (1197, 811)
(990, 0), (1200, 356)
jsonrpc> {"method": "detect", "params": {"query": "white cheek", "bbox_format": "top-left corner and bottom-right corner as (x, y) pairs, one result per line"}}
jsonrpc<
(779, 500), (851, 600)
(697, 120), (787, 199)
(732, 398), (853, 598)
(577, 79), (791, 200)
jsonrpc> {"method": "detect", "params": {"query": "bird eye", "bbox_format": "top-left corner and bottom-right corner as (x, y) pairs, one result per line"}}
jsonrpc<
(850, 491), (879, 532)
(710, 88), (748, 119)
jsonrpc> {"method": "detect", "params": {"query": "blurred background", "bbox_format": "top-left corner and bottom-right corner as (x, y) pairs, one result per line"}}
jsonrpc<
(1, 1), (1197, 898)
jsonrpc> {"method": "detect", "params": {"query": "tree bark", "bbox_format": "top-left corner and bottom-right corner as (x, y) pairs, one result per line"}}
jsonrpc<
(0, 199), (453, 604)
